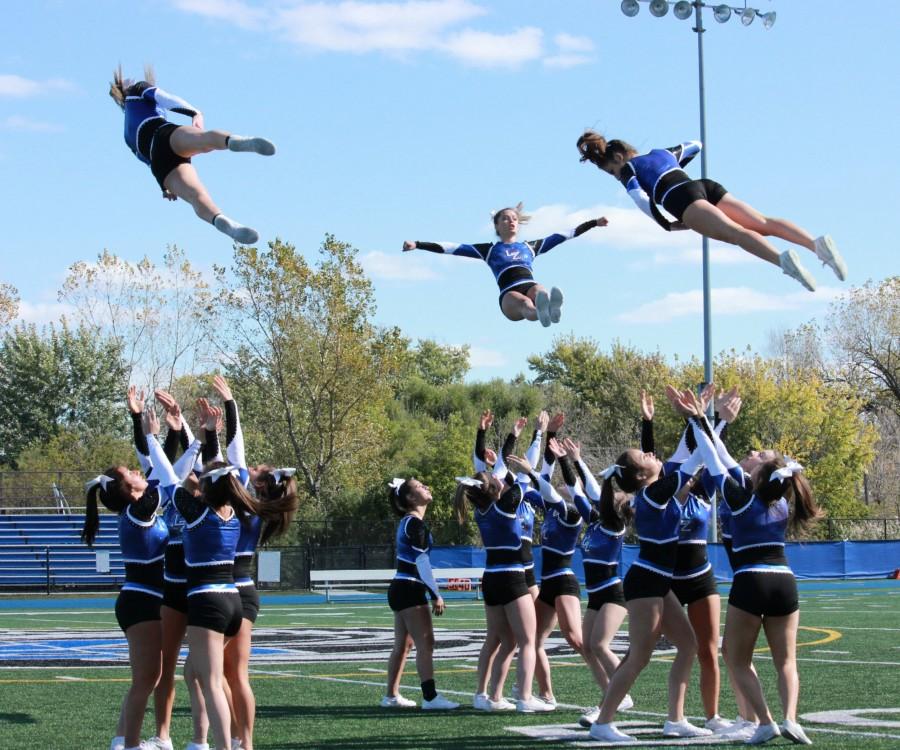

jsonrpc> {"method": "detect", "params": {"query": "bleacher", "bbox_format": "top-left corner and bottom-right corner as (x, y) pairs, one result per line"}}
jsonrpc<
(0, 514), (124, 590)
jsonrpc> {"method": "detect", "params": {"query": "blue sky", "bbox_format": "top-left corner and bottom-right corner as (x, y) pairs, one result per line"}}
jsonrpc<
(2, 0), (897, 381)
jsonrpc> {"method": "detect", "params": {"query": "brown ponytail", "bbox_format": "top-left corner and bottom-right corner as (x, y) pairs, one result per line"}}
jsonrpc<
(454, 471), (493, 524)
(81, 468), (129, 546)
(201, 461), (260, 524)
(254, 470), (299, 545)
(755, 459), (824, 536)
(109, 63), (156, 109)
(576, 130), (635, 171)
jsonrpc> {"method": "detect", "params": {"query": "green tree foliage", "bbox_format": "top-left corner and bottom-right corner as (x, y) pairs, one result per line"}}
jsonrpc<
(0, 282), (18, 328)
(0, 322), (129, 467)
(212, 237), (407, 512)
(406, 339), (470, 386)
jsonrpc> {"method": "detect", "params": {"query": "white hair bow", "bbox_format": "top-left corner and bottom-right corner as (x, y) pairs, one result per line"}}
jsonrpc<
(200, 465), (241, 483)
(600, 464), (623, 480)
(771, 459), (804, 483)
(490, 201), (530, 223)
(271, 467), (297, 484)
(388, 477), (405, 496)
(85, 475), (114, 492)
(455, 476), (484, 488)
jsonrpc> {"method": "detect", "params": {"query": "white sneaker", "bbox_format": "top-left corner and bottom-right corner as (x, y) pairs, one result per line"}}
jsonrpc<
(516, 696), (555, 713)
(589, 722), (636, 743)
(184, 744), (210, 750)
(579, 706), (600, 728)
(380, 694), (416, 708)
(473, 693), (513, 711)
(705, 715), (735, 733)
(781, 719), (813, 745)
(549, 287), (564, 324)
(618, 694), (634, 711)
(231, 738), (243, 750)
(536, 694), (557, 710)
(722, 719), (759, 741)
(663, 719), (713, 738)
(814, 235), (847, 281)
(421, 693), (459, 710)
(780, 249), (817, 291)
(746, 721), (781, 745)
(492, 697), (516, 711)
(535, 289), (552, 327)
(227, 135), (276, 156)
(145, 739), (174, 750)
(110, 738), (125, 750)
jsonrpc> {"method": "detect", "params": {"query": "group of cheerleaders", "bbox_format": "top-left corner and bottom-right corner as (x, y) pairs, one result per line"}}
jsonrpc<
(111, 66), (848, 329)
(82, 376), (298, 750)
(386, 385), (822, 746)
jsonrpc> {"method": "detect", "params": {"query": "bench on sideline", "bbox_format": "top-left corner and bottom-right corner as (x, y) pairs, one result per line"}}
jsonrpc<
(310, 567), (485, 603)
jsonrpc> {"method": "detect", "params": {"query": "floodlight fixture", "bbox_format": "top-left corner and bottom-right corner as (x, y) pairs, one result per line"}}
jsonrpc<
(621, 0), (640, 17)
(713, 4), (732, 22)
(649, 0), (669, 18)
(762, 11), (776, 29)
(741, 7), (756, 25)
(673, 1), (694, 20)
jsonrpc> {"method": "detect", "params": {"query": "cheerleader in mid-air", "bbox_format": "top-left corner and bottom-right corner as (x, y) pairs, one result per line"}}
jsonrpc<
(403, 204), (607, 326)
(110, 65), (275, 245)
(576, 131), (847, 292)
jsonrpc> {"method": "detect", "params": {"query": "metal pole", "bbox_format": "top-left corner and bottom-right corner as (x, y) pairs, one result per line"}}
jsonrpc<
(695, 2), (717, 543)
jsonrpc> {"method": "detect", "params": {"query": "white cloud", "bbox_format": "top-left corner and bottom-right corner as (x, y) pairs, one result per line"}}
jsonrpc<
(468, 345), (507, 368)
(171, 0), (593, 69)
(616, 285), (842, 324)
(360, 250), (441, 280)
(15, 300), (74, 325)
(0, 115), (63, 133)
(0, 74), (75, 97)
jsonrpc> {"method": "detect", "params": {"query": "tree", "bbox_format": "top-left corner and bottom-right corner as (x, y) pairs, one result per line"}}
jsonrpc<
(212, 237), (407, 510)
(0, 322), (129, 467)
(0, 282), (18, 328)
(408, 339), (469, 386)
(58, 246), (216, 390)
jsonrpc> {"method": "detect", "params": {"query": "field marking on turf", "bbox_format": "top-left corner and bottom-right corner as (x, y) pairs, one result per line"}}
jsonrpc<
(753, 625), (841, 655)
(811, 649), (850, 654)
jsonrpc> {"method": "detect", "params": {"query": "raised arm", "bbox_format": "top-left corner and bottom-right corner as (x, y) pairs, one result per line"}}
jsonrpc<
(525, 411), (547, 470)
(127, 386), (153, 475)
(402, 239), (490, 260)
(528, 217), (608, 257)
(640, 390), (655, 454)
(146, 85), (199, 118)
(668, 140), (702, 168)
(473, 409), (492, 472)
(213, 375), (247, 471)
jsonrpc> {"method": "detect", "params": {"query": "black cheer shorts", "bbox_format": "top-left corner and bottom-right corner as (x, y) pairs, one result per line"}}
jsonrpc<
(162, 581), (188, 614)
(238, 584), (261, 623)
(388, 578), (429, 612)
(187, 590), (243, 636)
(728, 571), (799, 618)
(537, 574), (581, 607)
(662, 178), (728, 221)
(115, 589), (162, 632)
(672, 568), (719, 606)
(587, 581), (626, 611)
(150, 123), (192, 191)
(481, 570), (530, 607)
(623, 565), (672, 601)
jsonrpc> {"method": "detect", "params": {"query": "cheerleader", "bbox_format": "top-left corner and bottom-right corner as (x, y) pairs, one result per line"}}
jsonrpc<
(576, 131), (847, 291)
(403, 205), (607, 326)
(82, 387), (179, 750)
(109, 65), (275, 244)
(589, 388), (712, 743)
(381, 478), (459, 710)
(683, 388), (822, 745)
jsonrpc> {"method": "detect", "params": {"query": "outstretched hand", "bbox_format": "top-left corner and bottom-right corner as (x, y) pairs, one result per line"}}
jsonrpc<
(535, 410), (549, 432)
(126, 385), (145, 415)
(484, 447), (497, 466)
(665, 385), (704, 419)
(506, 454), (533, 475)
(548, 412), (565, 432)
(698, 382), (716, 415)
(547, 437), (566, 460)
(402, 240), (416, 252)
(595, 217), (609, 227)
(143, 408), (161, 436)
(212, 374), (233, 402)
(640, 389), (654, 421)
(479, 409), (493, 431)
(162, 189), (177, 201)
(512, 417), (528, 438)
(717, 389), (742, 423)
(561, 437), (581, 462)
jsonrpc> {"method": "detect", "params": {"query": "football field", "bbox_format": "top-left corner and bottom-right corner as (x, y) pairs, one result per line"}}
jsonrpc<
(1, 580), (898, 748)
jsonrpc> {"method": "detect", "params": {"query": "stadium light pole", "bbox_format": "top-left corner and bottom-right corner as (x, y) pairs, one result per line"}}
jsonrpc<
(620, 0), (776, 541)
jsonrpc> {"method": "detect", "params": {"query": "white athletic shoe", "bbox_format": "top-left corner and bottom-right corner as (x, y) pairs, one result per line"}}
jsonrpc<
(780, 719), (813, 745)
(184, 743), (210, 750)
(618, 694), (634, 712)
(705, 715), (735, 733)
(722, 719), (759, 741)
(779, 249), (817, 291)
(746, 721), (781, 745)
(380, 693), (417, 708)
(110, 737), (125, 750)
(227, 135), (276, 156)
(144, 738), (174, 750)
(535, 289), (552, 327)
(516, 696), (555, 713)
(473, 693), (492, 711)
(536, 694), (557, 710)
(579, 706), (600, 728)
(231, 738), (243, 750)
(212, 215), (259, 245)
(813, 235), (847, 281)
(663, 719), (713, 738)
(421, 693), (459, 710)
(589, 722), (636, 743)
(549, 287), (564, 324)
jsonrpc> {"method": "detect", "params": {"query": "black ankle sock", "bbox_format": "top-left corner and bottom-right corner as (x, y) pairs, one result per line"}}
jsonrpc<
(421, 679), (437, 701)
(224, 135), (231, 148)
(211, 213), (221, 226)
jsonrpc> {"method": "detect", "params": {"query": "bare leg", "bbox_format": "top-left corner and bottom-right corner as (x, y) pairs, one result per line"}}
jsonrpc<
(721, 632), (759, 721)
(597, 597), (664, 724)
(163, 163), (221, 224)
(762, 611), (801, 722)
(583, 602), (627, 700)
(660, 591), (698, 723)
(504, 595), (538, 702)
(500, 288), (540, 322)
(723, 605), (773, 724)
(122, 620), (163, 748)
(385, 612), (413, 696)
(399, 605), (436, 684)
(529, 585), (551, 699)
(687, 594), (721, 720)
(485, 609), (514, 701)
(154, 606), (187, 742)
(169, 126), (229, 157)
(555, 594), (584, 654)
(224, 618), (255, 750)
(534, 598), (557, 699)
(187, 625), (231, 750)
(682, 201), (782, 266)
(184, 655), (210, 746)
(716, 194), (816, 252)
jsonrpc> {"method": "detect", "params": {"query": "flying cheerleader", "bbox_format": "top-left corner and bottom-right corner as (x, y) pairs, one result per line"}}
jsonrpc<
(576, 131), (847, 291)
(403, 204), (607, 327)
(110, 65), (275, 245)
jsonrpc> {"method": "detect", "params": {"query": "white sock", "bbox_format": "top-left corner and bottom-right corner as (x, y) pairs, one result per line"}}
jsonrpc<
(212, 214), (259, 245)
(110, 737), (125, 750)
(227, 135), (276, 155)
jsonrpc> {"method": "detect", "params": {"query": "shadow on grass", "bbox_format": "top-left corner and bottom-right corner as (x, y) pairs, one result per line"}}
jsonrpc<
(0, 712), (37, 724)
